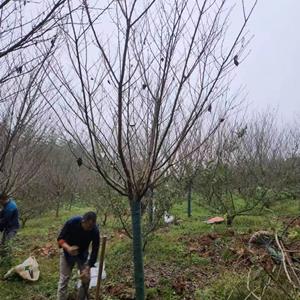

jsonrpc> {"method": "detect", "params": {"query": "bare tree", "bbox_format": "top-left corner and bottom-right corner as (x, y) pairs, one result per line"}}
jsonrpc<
(276, 125), (300, 201)
(0, 58), (55, 193)
(42, 139), (79, 217)
(50, 0), (257, 298)
(16, 172), (49, 227)
(172, 115), (227, 217)
(199, 119), (257, 225)
(199, 112), (293, 225)
(0, 0), (71, 193)
(16, 136), (94, 226)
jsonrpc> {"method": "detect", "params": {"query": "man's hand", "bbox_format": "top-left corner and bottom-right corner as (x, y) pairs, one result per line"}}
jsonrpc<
(62, 243), (79, 256)
(68, 245), (79, 256)
(80, 266), (91, 284)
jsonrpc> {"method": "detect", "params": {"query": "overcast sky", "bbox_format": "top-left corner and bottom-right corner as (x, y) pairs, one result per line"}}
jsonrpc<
(235, 1), (300, 123)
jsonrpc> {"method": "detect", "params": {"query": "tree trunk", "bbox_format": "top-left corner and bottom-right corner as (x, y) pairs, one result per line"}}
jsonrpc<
(130, 199), (145, 300)
(21, 217), (28, 228)
(226, 215), (235, 226)
(55, 198), (60, 217)
(69, 193), (75, 211)
(187, 182), (192, 218)
(102, 213), (108, 227)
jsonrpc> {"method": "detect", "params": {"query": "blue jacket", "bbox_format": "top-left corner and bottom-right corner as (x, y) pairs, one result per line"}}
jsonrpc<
(57, 216), (100, 267)
(0, 199), (20, 232)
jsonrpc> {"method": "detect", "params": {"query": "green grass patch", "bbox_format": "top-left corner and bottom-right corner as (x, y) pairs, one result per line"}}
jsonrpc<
(1, 198), (300, 299)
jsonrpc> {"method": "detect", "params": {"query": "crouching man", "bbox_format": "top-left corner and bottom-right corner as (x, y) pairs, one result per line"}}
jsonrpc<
(57, 211), (100, 300)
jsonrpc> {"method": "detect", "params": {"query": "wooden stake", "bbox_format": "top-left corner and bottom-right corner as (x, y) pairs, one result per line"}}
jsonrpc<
(95, 235), (107, 300)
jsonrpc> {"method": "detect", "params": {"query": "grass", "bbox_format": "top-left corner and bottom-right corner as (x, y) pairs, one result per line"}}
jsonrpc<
(0, 199), (299, 299)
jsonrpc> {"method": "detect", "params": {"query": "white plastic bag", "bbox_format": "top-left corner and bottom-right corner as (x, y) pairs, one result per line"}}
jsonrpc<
(164, 212), (175, 224)
(77, 262), (106, 289)
(4, 256), (40, 281)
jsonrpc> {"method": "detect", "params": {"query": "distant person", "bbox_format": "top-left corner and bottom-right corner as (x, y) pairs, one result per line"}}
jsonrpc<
(0, 192), (20, 245)
(57, 211), (100, 300)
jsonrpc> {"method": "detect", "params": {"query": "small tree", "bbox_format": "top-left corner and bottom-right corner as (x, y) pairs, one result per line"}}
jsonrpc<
(173, 119), (221, 217)
(84, 176), (116, 227)
(199, 113), (290, 225)
(16, 177), (49, 227)
(43, 139), (79, 217)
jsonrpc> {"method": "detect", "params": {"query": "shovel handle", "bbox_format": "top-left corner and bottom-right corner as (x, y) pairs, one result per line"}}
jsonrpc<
(95, 235), (107, 300)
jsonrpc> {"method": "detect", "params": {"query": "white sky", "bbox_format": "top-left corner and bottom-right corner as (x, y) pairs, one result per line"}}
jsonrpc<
(20, 0), (299, 124)
(235, 0), (300, 122)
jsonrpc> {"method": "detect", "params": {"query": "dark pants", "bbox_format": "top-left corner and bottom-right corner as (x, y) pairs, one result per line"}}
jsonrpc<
(0, 228), (17, 245)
